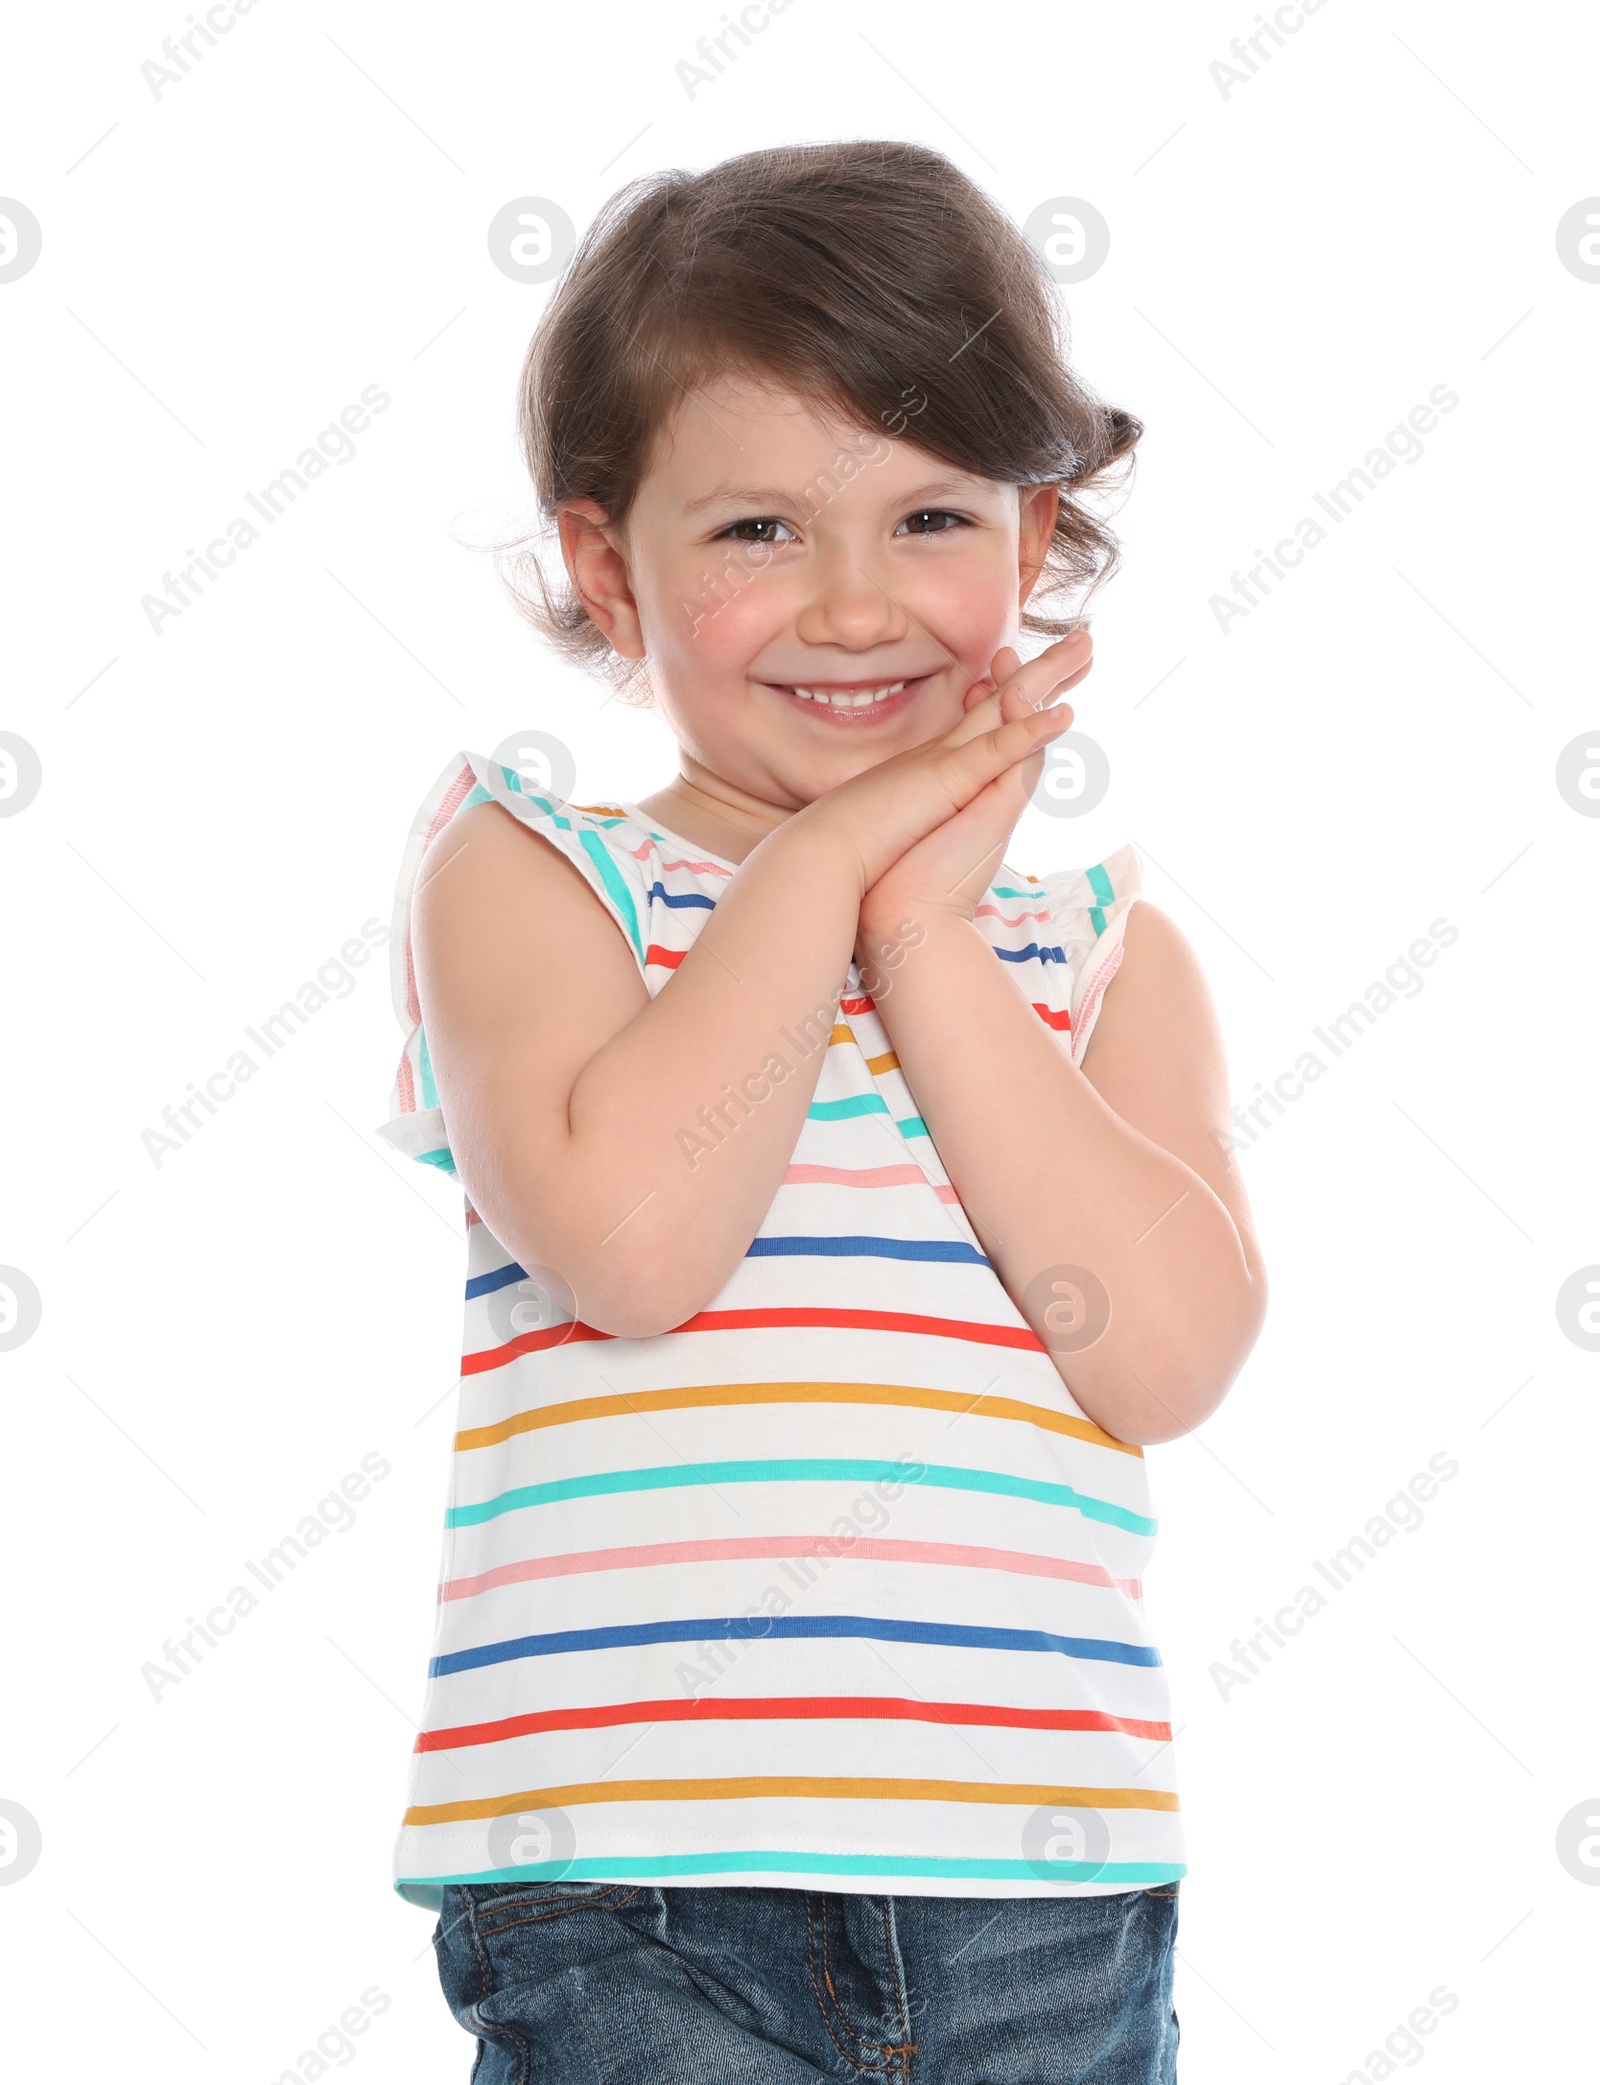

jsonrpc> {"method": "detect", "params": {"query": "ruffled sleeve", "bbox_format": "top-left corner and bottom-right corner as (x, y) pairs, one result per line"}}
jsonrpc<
(374, 751), (651, 1175)
(1028, 841), (1145, 1069)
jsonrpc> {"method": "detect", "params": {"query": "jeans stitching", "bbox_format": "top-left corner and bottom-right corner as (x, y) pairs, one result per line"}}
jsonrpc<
(804, 1894), (908, 2079)
(878, 1898), (917, 2080)
(474, 1884), (640, 1938)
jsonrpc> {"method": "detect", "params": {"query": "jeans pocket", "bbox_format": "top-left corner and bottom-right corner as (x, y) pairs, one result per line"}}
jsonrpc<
(470, 1878), (639, 1938)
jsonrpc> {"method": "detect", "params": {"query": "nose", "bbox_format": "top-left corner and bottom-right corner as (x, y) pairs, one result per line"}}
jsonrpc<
(792, 543), (910, 653)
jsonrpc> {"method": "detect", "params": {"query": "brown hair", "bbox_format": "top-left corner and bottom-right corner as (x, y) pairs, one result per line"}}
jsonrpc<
(501, 139), (1141, 700)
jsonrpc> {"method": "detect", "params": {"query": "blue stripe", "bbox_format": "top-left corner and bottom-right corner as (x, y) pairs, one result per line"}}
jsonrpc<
(429, 1611), (1160, 1679)
(745, 1236), (990, 1267)
(646, 882), (716, 910)
(446, 1458), (1156, 1537)
(466, 1260), (529, 1301)
(993, 943), (1067, 966)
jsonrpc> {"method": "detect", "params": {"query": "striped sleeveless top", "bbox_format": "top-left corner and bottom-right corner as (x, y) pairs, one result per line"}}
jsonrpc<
(380, 749), (1184, 1908)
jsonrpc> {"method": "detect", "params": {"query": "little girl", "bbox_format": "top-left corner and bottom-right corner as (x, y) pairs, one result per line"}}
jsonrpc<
(381, 139), (1266, 2084)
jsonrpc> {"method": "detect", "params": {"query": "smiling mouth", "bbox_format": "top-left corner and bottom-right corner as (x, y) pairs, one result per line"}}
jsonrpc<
(765, 673), (935, 719)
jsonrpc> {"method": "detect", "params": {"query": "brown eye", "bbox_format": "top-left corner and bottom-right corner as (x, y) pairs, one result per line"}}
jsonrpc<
(896, 508), (968, 535)
(718, 517), (796, 543)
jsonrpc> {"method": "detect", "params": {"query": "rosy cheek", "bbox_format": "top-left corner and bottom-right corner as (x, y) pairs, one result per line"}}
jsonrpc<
(650, 558), (786, 677)
(897, 562), (1009, 676)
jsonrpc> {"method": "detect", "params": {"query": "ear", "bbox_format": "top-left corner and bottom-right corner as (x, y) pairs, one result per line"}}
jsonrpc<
(1016, 484), (1060, 607)
(556, 500), (645, 660)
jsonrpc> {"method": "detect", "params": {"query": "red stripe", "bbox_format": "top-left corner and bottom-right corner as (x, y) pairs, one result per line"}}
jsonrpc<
(417, 1694), (1172, 1753)
(645, 944), (686, 969)
(840, 994), (876, 1015)
(1031, 1002), (1072, 1031)
(462, 1304), (1048, 1375)
(677, 1307), (1045, 1350)
(463, 1320), (613, 1372)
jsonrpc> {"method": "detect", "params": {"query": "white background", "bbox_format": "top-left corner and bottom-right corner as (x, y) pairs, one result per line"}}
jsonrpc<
(2, 1), (1597, 2077)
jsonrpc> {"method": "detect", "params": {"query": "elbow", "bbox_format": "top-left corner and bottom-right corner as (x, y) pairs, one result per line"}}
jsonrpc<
(1122, 1284), (1268, 1443)
(501, 1241), (722, 1344)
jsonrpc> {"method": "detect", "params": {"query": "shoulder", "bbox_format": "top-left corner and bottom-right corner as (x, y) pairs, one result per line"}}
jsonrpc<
(1083, 897), (1221, 1077)
(406, 755), (652, 969)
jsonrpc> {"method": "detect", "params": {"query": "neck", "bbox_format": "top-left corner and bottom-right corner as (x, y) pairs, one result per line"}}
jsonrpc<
(634, 763), (800, 865)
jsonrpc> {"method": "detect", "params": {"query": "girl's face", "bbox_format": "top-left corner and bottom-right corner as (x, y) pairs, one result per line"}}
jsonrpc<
(561, 375), (1059, 820)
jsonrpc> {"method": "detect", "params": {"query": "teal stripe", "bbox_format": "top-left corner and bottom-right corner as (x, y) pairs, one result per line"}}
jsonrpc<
(577, 829), (644, 962)
(897, 1115), (928, 1139)
(461, 782), (492, 810)
(989, 884), (1044, 901)
(1089, 906), (1106, 936)
(447, 1457), (1156, 1537)
(520, 787), (573, 830)
(402, 1854), (1186, 1885)
(809, 1094), (889, 1122)
(416, 1148), (457, 1173)
(1086, 862), (1115, 908)
(417, 1025), (438, 1111)
(488, 776), (645, 964)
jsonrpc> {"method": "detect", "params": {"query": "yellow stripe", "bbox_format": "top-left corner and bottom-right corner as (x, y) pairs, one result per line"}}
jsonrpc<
(825, 1023), (896, 1073)
(406, 1779), (1180, 1827)
(454, 1380), (1140, 1457)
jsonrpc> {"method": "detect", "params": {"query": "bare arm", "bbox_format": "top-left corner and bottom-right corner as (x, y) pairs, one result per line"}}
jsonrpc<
(410, 697), (1076, 1337)
(858, 896), (1266, 1444)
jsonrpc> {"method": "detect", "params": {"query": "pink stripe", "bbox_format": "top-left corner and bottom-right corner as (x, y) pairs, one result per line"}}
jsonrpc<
(395, 1047), (416, 1117)
(973, 903), (1050, 927)
(1071, 939), (1126, 1065)
(440, 1534), (1142, 1604)
(783, 1162), (959, 1204)
(619, 832), (734, 879)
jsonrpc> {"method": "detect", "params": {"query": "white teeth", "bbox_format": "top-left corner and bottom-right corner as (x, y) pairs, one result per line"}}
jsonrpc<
(790, 680), (906, 707)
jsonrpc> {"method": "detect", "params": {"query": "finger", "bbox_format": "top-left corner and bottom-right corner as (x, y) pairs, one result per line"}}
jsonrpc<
(986, 644), (1022, 690)
(945, 696), (1073, 794)
(992, 628), (1091, 710)
(1000, 679), (1072, 729)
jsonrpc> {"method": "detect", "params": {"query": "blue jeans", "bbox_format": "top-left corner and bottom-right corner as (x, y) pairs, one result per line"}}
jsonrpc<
(432, 1881), (1179, 2081)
